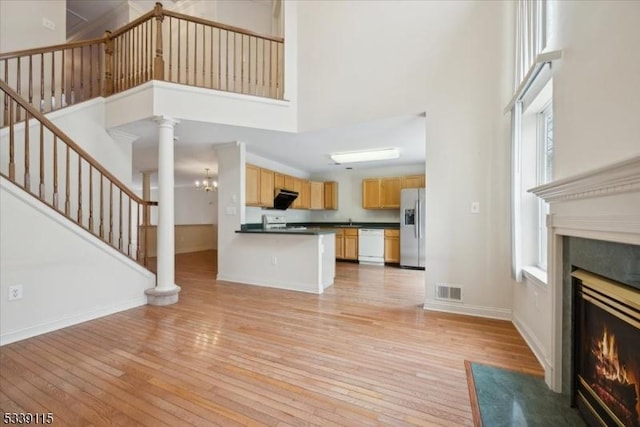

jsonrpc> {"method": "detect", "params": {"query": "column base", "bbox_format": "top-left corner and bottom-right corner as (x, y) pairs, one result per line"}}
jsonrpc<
(145, 285), (181, 306)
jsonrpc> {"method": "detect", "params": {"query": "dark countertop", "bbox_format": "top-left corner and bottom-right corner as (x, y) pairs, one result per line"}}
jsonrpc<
(236, 228), (336, 236)
(242, 222), (400, 231)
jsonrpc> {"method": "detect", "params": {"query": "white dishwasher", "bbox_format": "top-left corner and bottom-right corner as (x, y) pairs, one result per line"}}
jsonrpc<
(358, 228), (385, 265)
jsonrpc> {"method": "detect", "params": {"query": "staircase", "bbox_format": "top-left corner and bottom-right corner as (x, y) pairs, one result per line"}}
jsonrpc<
(0, 75), (157, 345)
(1, 79), (155, 265)
(0, 3), (285, 344)
(0, 1), (285, 260)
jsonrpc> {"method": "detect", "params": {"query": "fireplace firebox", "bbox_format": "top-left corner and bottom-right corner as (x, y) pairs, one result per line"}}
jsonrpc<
(573, 270), (640, 427)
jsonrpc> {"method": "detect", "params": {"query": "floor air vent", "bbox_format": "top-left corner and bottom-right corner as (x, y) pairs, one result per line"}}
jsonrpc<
(435, 284), (463, 302)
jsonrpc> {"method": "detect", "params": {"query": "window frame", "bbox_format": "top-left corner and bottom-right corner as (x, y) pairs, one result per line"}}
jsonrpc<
(536, 102), (553, 270)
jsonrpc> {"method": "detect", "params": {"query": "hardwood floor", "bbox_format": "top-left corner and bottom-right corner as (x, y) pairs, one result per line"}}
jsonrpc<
(0, 251), (542, 426)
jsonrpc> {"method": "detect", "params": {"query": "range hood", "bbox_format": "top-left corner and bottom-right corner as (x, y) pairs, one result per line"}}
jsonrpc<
(273, 188), (298, 210)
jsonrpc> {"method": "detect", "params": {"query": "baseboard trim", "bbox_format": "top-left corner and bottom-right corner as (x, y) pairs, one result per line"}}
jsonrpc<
(0, 296), (147, 346)
(423, 300), (512, 321)
(512, 313), (552, 375)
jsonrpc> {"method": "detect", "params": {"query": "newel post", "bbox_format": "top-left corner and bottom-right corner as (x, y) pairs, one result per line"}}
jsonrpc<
(153, 2), (165, 81)
(103, 31), (114, 96)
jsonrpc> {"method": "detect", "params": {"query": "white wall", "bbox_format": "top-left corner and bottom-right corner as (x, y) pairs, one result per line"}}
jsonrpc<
(216, 0), (274, 36)
(149, 186), (217, 225)
(511, 1), (640, 382)
(547, 1), (640, 179)
(0, 179), (154, 345)
(297, 0), (513, 318)
(68, 2), (134, 41)
(0, 0), (65, 52)
(50, 99), (134, 186)
(216, 142), (246, 277)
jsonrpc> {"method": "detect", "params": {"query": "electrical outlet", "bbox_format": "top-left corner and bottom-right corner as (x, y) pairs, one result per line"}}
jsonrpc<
(8, 285), (23, 301)
(42, 18), (56, 31)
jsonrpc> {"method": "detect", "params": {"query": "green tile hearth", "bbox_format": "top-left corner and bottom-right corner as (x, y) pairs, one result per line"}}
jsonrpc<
(468, 362), (586, 426)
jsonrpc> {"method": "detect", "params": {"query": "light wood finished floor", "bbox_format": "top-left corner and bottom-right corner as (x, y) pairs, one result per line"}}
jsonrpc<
(0, 251), (542, 426)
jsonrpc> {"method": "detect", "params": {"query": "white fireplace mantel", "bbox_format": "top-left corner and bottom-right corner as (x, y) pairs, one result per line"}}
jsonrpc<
(530, 155), (640, 204)
(529, 154), (640, 391)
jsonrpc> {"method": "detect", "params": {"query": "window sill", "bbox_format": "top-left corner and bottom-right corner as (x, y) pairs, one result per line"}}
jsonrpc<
(522, 266), (548, 287)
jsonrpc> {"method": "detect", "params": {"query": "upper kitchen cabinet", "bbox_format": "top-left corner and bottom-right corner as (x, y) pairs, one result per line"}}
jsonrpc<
(246, 164), (261, 206)
(381, 177), (401, 208)
(401, 175), (426, 189)
(246, 164), (339, 211)
(362, 178), (382, 209)
(310, 181), (325, 210)
(299, 179), (311, 209)
(259, 168), (275, 207)
(324, 181), (338, 210)
(362, 174), (425, 209)
(246, 164), (276, 207)
(292, 177), (303, 209)
(274, 172), (286, 191)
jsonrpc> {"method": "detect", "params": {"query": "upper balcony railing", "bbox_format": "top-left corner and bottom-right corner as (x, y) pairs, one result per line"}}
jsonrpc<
(1, 2), (284, 124)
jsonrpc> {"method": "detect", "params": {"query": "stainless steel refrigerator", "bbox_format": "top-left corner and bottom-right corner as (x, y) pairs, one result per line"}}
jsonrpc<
(400, 188), (426, 269)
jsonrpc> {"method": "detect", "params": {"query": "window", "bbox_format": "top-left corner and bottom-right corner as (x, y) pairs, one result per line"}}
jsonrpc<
(513, 76), (553, 282)
(510, 0), (553, 283)
(536, 103), (553, 270)
(514, 0), (548, 89)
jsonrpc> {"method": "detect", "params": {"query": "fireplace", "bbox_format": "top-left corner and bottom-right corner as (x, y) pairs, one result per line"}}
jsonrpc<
(573, 269), (640, 426)
(528, 154), (640, 406)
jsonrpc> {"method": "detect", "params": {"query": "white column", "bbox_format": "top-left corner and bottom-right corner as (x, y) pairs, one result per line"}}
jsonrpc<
(145, 116), (181, 305)
(141, 171), (152, 261)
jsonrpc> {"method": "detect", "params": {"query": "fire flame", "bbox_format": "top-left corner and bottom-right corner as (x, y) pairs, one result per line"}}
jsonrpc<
(592, 327), (631, 384)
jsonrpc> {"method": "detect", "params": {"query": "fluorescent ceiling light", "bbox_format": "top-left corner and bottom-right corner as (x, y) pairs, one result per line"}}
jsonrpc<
(330, 148), (399, 164)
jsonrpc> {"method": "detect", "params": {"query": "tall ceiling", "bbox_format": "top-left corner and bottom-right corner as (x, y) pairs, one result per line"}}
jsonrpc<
(65, 0), (426, 188)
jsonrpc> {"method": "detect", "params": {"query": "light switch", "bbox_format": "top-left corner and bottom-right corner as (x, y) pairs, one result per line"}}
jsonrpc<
(471, 202), (480, 214)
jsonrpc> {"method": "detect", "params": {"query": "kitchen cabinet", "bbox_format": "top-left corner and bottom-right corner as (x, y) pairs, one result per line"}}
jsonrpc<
(381, 177), (401, 208)
(334, 227), (358, 260)
(344, 228), (359, 260)
(259, 168), (274, 207)
(384, 229), (400, 263)
(363, 174), (425, 209)
(284, 175), (295, 192)
(362, 178), (382, 209)
(246, 164), (260, 206)
(292, 177), (302, 209)
(299, 180), (311, 209)
(324, 181), (338, 210)
(246, 165), (337, 211)
(310, 181), (324, 210)
(284, 175), (300, 208)
(401, 175), (426, 189)
(274, 172), (285, 190)
(335, 229), (344, 259)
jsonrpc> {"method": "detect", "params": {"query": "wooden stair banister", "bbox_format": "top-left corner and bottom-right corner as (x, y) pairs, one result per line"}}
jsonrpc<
(0, 79), (156, 267)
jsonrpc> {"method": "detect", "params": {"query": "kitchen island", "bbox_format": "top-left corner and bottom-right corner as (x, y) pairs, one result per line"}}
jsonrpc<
(232, 228), (336, 294)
